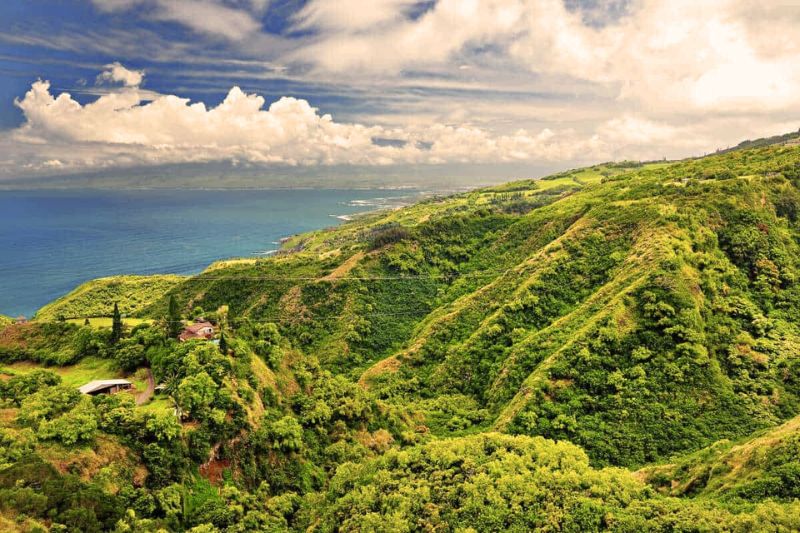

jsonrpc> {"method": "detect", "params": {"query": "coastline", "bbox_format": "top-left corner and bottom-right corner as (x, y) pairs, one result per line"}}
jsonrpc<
(0, 188), (423, 317)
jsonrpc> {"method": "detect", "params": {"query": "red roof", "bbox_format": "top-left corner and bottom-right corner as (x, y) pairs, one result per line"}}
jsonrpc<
(179, 321), (214, 341)
(185, 321), (213, 333)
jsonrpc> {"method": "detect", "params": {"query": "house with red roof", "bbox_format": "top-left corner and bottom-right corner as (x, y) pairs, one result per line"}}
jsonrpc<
(179, 320), (215, 342)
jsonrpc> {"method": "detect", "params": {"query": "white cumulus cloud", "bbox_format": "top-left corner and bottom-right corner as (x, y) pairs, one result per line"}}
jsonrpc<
(5, 0), (800, 179)
(96, 62), (144, 87)
(4, 72), (625, 176)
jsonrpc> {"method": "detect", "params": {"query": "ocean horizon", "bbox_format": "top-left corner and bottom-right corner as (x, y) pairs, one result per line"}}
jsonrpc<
(0, 188), (420, 317)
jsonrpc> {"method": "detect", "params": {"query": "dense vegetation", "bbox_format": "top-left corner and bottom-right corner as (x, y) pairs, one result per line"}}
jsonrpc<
(2, 138), (800, 531)
(639, 415), (800, 503)
(36, 275), (184, 321)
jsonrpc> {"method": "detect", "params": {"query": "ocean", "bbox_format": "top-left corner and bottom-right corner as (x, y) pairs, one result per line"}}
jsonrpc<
(0, 188), (419, 317)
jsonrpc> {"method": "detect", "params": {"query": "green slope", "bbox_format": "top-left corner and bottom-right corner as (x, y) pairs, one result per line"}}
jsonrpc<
(36, 274), (184, 320)
(639, 413), (800, 502)
(137, 141), (800, 468)
(4, 136), (800, 531)
(309, 432), (800, 532)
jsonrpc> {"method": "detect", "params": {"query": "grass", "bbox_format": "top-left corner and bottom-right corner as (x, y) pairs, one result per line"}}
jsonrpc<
(570, 169), (604, 184)
(137, 395), (173, 414)
(66, 317), (151, 328)
(532, 174), (582, 190)
(1, 357), (120, 386)
(0, 356), (151, 394)
(638, 414), (800, 498)
(204, 258), (259, 272)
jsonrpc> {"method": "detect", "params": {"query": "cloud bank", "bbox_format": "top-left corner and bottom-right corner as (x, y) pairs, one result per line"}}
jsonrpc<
(6, 72), (619, 175)
(290, 0), (800, 115)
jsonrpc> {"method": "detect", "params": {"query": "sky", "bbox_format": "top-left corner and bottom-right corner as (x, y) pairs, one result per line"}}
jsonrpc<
(0, 0), (798, 185)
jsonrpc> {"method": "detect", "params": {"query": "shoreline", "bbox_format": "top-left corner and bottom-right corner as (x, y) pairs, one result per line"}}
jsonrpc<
(0, 189), (426, 318)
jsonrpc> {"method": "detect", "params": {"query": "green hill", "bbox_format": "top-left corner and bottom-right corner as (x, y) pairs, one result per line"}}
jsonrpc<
(144, 142), (800, 468)
(639, 413), (800, 502)
(3, 138), (800, 531)
(36, 274), (184, 321)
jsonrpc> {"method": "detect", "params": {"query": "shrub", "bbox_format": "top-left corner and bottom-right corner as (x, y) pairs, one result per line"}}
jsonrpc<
(367, 224), (411, 250)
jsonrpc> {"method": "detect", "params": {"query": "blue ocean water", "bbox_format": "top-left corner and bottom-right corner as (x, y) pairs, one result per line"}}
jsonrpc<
(0, 189), (418, 317)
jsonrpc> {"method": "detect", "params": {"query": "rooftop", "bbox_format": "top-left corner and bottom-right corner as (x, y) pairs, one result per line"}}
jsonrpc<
(184, 321), (214, 333)
(78, 379), (132, 394)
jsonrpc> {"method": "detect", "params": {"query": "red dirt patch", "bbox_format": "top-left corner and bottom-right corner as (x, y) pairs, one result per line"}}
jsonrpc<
(0, 323), (34, 349)
(199, 458), (231, 485)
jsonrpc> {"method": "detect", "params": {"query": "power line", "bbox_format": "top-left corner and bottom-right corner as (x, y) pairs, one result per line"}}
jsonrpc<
(63, 308), (442, 323)
(122, 269), (516, 282)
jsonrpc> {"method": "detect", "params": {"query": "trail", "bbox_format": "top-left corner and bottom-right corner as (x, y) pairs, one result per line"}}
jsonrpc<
(135, 368), (155, 405)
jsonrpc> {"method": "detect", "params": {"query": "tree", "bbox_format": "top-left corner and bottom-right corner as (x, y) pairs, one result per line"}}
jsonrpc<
(176, 372), (217, 420)
(144, 411), (182, 442)
(115, 343), (146, 372)
(0, 369), (61, 406)
(111, 302), (123, 344)
(267, 416), (304, 452)
(17, 385), (81, 427)
(216, 305), (229, 331)
(167, 295), (182, 338)
(218, 333), (228, 355)
(84, 318), (91, 326)
(37, 397), (98, 445)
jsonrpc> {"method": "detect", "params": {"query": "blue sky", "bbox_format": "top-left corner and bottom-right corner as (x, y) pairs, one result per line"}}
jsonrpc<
(0, 0), (798, 184)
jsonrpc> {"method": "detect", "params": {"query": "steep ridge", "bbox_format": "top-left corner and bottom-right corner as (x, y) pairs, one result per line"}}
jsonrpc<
(638, 413), (800, 502)
(351, 145), (800, 466)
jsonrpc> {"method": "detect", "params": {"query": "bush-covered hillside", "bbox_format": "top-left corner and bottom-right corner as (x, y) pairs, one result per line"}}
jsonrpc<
(145, 141), (800, 468)
(36, 275), (184, 321)
(308, 432), (800, 532)
(639, 414), (800, 502)
(3, 138), (800, 531)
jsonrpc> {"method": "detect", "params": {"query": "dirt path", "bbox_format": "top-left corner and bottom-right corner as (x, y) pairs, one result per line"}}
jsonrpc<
(135, 368), (155, 405)
(319, 252), (364, 281)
